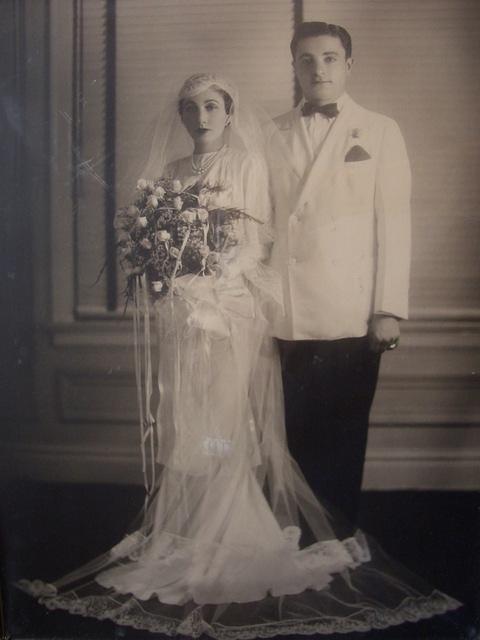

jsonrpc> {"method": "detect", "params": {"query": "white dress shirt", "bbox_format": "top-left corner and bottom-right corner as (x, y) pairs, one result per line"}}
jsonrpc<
(303, 93), (347, 154)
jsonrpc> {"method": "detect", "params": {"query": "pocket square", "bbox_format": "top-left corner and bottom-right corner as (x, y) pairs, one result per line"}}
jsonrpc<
(345, 145), (371, 162)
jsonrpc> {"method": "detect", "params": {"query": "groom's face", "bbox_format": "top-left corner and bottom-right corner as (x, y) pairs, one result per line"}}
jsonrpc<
(293, 35), (353, 105)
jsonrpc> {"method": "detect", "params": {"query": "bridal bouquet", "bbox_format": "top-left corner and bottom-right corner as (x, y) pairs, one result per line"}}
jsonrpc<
(115, 178), (252, 301)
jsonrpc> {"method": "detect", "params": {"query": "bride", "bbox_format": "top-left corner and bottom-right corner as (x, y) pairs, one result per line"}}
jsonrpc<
(19, 73), (460, 638)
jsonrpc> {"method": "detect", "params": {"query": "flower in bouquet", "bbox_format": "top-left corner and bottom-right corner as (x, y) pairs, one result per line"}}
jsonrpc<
(181, 209), (197, 224)
(114, 177), (260, 303)
(146, 195), (159, 209)
(136, 179), (149, 191)
(156, 230), (171, 242)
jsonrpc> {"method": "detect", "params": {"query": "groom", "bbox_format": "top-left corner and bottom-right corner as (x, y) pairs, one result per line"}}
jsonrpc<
(271, 21), (411, 532)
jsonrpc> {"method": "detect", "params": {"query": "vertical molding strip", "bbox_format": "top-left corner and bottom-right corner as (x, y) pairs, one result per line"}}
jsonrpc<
(9, 0), (33, 418)
(14, 0), (27, 239)
(105, 0), (117, 311)
(71, 0), (82, 317)
(293, 0), (303, 106)
(43, 0), (52, 326)
(14, 0), (27, 264)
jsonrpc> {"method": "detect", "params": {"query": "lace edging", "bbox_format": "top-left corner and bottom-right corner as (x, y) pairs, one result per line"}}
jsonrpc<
(22, 585), (462, 639)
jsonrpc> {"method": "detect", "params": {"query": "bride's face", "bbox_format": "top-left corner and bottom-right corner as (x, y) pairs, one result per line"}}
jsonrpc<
(180, 88), (230, 150)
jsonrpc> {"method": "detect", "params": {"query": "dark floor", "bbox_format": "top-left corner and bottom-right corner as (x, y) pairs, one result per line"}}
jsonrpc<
(1, 482), (479, 640)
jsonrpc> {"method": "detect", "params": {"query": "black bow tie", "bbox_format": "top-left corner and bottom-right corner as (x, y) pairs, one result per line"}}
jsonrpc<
(301, 102), (339, 119)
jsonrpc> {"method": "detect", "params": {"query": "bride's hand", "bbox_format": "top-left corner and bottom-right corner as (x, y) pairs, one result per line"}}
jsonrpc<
(206, 251), (222, 276)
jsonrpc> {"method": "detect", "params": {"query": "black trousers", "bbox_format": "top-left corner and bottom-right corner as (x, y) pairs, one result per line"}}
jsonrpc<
(278, 337), (381, 536)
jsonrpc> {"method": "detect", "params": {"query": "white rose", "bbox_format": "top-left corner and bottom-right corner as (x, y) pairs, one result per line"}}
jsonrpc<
(146, 195), (159, 208)
(172, 179), (182, 192)
(136, 179), (148, 190)
(181, 209), (197, 224)
(127, 205), (140, 216)
(157, 230), (171, 242)
(173, 196), (183, 211)
(152, 281), (163, 292)
(137, 216), (148, 228)
(154, 186), (165, 199)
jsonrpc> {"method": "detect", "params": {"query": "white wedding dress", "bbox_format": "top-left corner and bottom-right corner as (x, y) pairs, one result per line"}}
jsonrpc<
(19, 147), (461, 638)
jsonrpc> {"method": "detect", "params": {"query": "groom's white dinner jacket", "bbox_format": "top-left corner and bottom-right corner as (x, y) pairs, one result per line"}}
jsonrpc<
(269, 94), (411, 341)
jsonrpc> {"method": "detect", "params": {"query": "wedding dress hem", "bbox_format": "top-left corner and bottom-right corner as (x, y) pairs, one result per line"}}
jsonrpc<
(18, 580), (461, 639)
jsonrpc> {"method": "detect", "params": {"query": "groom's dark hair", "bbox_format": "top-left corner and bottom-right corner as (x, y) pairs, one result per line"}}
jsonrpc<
(290, 21), (352, 59)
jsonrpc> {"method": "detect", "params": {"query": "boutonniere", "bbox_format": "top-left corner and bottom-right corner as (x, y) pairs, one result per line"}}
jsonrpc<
(345, 128), (371, 162)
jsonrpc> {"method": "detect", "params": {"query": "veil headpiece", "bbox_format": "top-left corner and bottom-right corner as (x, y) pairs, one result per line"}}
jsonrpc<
(178, 72), (238, 106)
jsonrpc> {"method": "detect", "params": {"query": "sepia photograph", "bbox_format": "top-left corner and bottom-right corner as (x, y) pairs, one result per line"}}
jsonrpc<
(1, 1), (479, 639)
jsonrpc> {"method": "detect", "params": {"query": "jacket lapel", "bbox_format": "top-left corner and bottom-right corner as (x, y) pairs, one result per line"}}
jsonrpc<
(293, 95), (358, 212)
(272, 106), (309, 182)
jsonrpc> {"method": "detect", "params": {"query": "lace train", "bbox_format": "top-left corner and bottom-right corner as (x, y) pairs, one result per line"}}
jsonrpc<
(19, 577), (459, 639)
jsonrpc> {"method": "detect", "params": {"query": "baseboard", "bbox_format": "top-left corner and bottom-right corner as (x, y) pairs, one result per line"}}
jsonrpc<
(364, 425), (480, 489)
(3, 425), (480, 490)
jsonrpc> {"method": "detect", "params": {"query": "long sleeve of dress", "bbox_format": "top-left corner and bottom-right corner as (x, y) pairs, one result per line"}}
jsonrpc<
(219, 152), (273, 280)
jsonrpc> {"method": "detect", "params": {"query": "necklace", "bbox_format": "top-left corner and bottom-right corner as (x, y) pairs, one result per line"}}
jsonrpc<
(191, 145), (225, 175)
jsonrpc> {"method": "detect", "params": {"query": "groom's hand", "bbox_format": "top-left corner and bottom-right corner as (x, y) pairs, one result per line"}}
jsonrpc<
(368, 314), (400, 353)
